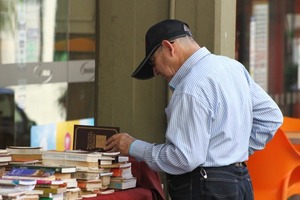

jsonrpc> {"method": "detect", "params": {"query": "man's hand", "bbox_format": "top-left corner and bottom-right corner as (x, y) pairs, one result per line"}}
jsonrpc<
(104, 133), (136, 155)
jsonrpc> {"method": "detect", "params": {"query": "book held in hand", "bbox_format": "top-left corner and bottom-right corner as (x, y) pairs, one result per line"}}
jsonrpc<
(73, 125), (119, 151)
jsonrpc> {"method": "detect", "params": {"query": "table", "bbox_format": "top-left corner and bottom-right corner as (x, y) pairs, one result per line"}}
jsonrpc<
(85, 188), (154, 200)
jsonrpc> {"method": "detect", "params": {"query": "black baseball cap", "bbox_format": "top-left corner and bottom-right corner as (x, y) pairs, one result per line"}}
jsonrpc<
(131, 19), (192, 80)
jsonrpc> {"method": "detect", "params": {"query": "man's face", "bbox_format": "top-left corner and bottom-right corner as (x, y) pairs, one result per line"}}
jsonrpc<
(150, 41), (177, 82)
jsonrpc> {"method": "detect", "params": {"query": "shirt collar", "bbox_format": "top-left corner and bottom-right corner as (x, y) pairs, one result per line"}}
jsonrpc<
(169, 47), (211, 91)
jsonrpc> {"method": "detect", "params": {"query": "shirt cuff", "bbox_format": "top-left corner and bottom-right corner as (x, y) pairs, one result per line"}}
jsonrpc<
(129, 140), (150, 161)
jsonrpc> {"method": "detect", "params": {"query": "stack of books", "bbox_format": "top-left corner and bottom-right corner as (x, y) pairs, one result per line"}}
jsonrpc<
(63, 187), (81, 200)
(34, 179), (67, 200)
(0, 149), (11, 174)
(6, 146), (43, 164)
(98, 153), (137, 190)
(73, 166), (114, 196)
(0, 178), (37, 200)
(7, 163), (79, 199)
(8, 164), (77, 180)
(41, 150), (103, 171)
(77, 179), (103, 198)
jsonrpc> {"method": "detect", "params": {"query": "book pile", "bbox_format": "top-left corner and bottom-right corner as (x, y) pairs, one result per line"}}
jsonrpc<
(73, 165), (114, 196)
(41, 150), (103, 171)
(0, 150), (11, 175)
(41, 150), (106, 198)
(0, 178), (37, 200)
(6, 146), (43, 164)
(6, 164), (80, 199)
(98, 152), (137, 190)
(34, 179), (67, 200)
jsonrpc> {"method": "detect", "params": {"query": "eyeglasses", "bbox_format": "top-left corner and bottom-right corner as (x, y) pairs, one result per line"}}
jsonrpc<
(148, 46), (161, 67)
(149, 41), (174, 67)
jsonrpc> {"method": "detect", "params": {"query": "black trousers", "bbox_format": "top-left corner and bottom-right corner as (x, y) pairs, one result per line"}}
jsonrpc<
(166, 163), (254, 200)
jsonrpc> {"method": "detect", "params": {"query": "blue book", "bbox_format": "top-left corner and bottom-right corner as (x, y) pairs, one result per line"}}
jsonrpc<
(4, 168), (55, 177)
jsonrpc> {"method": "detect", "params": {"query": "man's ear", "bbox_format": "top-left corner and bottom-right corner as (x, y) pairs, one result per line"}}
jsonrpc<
(161, 40), (174, 55)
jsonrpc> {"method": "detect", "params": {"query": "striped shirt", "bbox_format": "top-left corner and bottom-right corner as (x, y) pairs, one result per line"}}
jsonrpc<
(129, 47), (283, 175)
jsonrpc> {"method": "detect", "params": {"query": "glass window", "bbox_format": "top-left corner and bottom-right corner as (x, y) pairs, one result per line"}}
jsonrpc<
(236, 0), (300, 117)
(0, 0), (95, 148)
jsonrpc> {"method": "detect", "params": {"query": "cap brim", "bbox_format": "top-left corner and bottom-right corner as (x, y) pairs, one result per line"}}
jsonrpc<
(131, 45), (160, 80)
(131, 57), (153, 80)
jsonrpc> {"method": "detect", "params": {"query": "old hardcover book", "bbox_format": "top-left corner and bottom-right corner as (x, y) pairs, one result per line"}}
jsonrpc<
(73, 125), (119, 151)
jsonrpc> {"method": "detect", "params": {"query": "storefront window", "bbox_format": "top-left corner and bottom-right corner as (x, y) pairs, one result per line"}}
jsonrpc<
(236, 0), (300, 117)
(0, 0), (95, 148)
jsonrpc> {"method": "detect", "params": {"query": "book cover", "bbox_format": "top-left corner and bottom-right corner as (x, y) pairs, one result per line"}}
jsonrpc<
(110, 167), (132, 178)
(72, 171), (100, 180)
(4, 168), (55, 177)
(73, 125), (119, 151)
(9, 164), (76, 173)
(36, 180), (65, 186)
(11, 154), (42, 162)
(1, 174), (56, 181)
(108, 177), (137, 190)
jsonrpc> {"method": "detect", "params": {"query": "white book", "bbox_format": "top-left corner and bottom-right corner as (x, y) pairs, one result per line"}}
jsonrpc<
(6, 146), (43, 155)
(42, 150), (103, 162)
(108, 177), (137, 190)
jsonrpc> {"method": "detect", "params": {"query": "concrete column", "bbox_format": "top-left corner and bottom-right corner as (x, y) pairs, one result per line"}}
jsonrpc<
(95, 0), (236, 143)
(96, 0), (169, 143)
(174, 0), (236, 58)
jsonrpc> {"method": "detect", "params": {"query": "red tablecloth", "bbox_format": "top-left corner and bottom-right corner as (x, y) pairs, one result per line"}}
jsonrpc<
(85, 188), (154, 200)
(84, 157), (165, 200)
